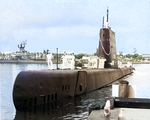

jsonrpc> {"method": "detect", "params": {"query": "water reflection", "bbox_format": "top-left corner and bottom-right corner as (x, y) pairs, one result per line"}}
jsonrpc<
(0, 64), (16, 119)
(14, 86), (112, 120)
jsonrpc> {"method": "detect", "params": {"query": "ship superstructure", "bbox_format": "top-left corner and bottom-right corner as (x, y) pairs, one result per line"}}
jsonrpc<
(10, 40), (29, 60)
(15, 40), (29, 60)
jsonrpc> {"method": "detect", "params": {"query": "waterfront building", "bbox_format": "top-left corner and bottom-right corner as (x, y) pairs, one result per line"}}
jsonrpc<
(142, 54), (150, 61)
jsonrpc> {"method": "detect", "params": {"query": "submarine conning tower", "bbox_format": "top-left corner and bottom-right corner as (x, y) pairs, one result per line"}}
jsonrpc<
(97, 8), (118, 68)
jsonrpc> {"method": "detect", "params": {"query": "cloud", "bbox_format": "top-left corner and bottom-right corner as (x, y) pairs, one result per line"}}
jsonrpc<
(0, 0), (150, 54)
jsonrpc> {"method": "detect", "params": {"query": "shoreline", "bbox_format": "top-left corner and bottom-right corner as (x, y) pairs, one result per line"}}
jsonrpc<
(0, 59), (62, 64)
(1, 59), (150, 65)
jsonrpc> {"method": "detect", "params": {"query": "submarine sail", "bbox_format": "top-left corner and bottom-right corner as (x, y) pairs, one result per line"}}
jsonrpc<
(97, 8), (118, 68)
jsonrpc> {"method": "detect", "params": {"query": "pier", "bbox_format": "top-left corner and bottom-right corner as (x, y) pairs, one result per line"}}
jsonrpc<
(88, 97), (150, 120)
(88, 108), (150, 120)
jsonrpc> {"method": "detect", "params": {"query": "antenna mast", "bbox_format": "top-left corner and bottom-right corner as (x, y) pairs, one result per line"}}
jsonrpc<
(107, 7), (109, 22)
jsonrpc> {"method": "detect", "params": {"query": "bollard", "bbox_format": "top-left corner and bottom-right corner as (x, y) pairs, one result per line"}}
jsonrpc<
(128, 85), (136, 98)
(104, 100), (111, 116)
(119, 80), (129, 98)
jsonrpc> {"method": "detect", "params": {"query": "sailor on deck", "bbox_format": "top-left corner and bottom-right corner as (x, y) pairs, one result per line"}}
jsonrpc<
(47, 52), (53, 70)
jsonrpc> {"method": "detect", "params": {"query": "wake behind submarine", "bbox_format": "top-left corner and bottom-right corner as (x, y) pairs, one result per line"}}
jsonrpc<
(13, 9), (134, 110)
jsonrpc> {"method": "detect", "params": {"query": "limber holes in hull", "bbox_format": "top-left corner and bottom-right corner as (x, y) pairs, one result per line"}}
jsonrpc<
(47, 95), (50, 102)
(23, 93), (58, 107)
(80, 84), (82, 92)
(62, 84), (70, 91)
(22, 84), (71, 108)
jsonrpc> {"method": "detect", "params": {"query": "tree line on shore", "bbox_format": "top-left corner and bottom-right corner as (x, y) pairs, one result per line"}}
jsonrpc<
(0, 50), (143, 61)
(74, 53), (142, 60)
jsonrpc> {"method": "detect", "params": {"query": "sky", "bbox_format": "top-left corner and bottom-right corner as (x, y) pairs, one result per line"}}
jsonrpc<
(0, 0), (150, 55)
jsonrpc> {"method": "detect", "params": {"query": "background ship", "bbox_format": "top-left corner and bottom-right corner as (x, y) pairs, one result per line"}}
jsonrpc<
(0, 40), (48, 64)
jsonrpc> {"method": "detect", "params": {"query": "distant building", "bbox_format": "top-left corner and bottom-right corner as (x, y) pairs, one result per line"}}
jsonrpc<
(142, 54), (150, 61)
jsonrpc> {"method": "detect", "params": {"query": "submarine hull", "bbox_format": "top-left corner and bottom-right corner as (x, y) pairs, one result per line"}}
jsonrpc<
(13, 67), (134, 110)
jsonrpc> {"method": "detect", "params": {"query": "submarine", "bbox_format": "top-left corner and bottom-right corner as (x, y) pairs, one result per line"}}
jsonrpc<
(13, 9), (134, 110)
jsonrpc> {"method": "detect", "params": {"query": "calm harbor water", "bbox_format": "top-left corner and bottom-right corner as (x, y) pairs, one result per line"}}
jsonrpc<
(0, 63), (150, 120)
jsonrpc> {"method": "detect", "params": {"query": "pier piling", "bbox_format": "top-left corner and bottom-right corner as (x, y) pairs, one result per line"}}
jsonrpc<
(119, 80), (129, 98)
